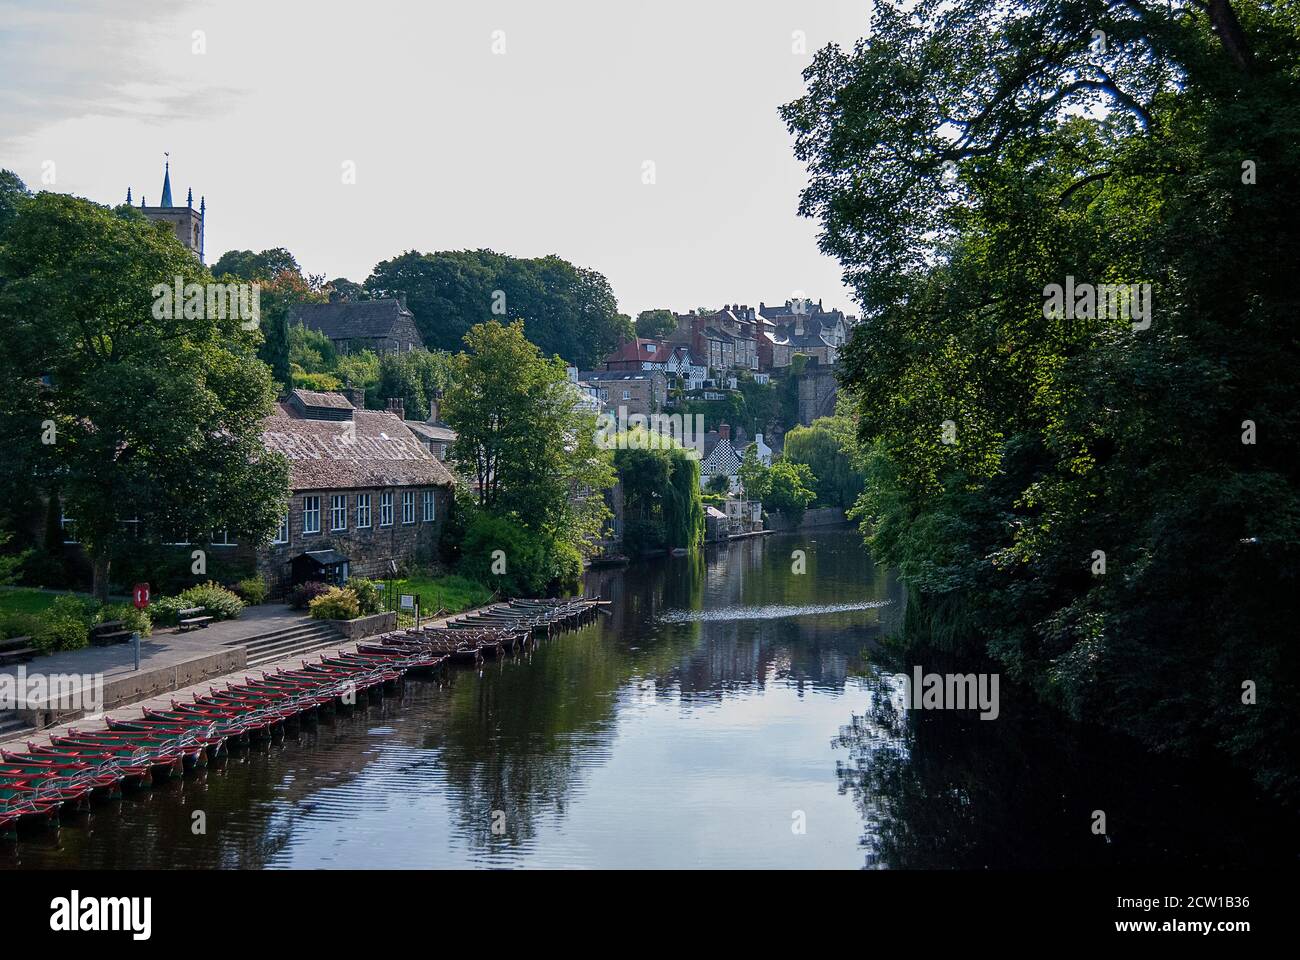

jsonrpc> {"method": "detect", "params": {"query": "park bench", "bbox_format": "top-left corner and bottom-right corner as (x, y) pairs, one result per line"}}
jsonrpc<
(178, 606), (212, 631)
(89, 620), (132, 646)
(0, 635), (37, 665)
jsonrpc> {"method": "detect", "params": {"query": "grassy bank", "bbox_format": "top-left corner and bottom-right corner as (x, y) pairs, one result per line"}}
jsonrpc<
(0, 588), (64, 617)
(382, 574), (493, 618)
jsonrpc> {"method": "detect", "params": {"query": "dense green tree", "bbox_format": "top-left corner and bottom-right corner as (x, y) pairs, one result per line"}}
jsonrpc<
(366, 249), (631, 366)
(635, 309), (677, 339)
(212, 247), (300, 282)
(765, 460), (818, 524)
(443, 320), (615, 572)
(0, 194), (289, 599)
(615, 430), (705, 555)
(0, 169), (29, 239)
(783, 415), (865, 508)
(784, 0), (1300, 800)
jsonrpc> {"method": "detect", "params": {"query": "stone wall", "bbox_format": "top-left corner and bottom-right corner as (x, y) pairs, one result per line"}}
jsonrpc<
(256, 485), (450, 598)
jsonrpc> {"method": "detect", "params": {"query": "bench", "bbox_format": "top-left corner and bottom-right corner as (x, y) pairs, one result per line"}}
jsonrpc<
(0, 635), (37, 665)
(178, 607), (212, 631)
(89, 620), (132, 646)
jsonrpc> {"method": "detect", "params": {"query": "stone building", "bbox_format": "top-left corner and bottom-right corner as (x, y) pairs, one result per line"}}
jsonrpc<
(127, 158), (204, 262)
(287, 298), (425, 354)
(252, 389), (453, 596)
(577, 369), (667, 417)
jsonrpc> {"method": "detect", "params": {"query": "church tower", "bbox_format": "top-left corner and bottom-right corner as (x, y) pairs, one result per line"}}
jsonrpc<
(127, 156), (205, 263)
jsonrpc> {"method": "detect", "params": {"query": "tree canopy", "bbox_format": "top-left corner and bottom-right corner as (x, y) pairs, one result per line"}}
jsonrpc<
(784, 1), (1300, 802)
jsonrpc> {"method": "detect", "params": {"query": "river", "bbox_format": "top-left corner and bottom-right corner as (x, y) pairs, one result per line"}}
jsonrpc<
(2, 528), (1292, 869)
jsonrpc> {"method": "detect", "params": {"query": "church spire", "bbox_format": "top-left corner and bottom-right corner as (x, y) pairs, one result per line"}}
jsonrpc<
(186, 187), (193, 208)
(160, 153), (173, 207)
(126, 187), (132, 205)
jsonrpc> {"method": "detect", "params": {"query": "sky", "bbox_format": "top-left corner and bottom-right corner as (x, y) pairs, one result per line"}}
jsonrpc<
(0, 0), (871, 318)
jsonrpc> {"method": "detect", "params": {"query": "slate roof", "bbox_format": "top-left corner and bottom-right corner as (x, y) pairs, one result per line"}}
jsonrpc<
(605, 338), (670, 364)
(262, 398), (453, 491)
(406, 420), (457, 444)
(287, 298), (420, 344)
(579, 370), (661, 382)
(291, 388), (352, 410)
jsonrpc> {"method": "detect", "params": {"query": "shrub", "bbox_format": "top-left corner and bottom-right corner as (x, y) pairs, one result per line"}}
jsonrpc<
(289, 581), (330, 610)
(149, 595), (189, 627)
(176, 581), (244, 621)
(347, 577), (383, 616)
(95, 602), (152, 638)
(235, 577), (268, 606)
(0, 612), (45, 640)
(40, 615), (88, 652)
(49, 593), (96, 625)
(308, 586), (361, 621)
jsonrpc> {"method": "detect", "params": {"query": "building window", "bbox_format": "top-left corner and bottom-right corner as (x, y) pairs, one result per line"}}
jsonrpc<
(380, 491), (393, 527)
(330, 494), (347, 531)
(422, 490), (435, 522)
(60, 513), (78, 545)
(622, 389), (631, 401)
(303, 496), (321, 535)
(273, 512), (289, 544)
(210, 530), (236, 547)
(402, 490), (415, 524)
(356, 494), (372, 529)
(439, 443), (447, 459)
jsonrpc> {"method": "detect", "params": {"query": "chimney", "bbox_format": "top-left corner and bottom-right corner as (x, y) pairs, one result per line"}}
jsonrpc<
(428, 394), (440, 423)
(387, 397), (405, 419)
(795, 316), (804, 337)
(343, 383), (365, 409)
(719, 423), (730, 441)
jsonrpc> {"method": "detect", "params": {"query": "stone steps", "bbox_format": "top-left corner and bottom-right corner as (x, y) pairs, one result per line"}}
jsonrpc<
(229, 622), (348, 668)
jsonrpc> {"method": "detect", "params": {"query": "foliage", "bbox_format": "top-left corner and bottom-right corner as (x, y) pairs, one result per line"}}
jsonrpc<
(176, 581), (244, 621)
(784, 0), (1300, 801)
(737, 445), (771, 501)
(289, 581), (330, 610)
(346, 576), (383, 616)
(147, 595), (190, 628)
(705, 475), (730, 495)
(0, 530), (30, 586)
(783, 415), (865, 508)
(365, 249), (632, 367)
(0, 612), (45, 640)
(385, 572), (492, 616)
(0, 193), (290, 599)
(614, 428), (705, 555)
(444, 320), (614, 565)
(309, 586), (361, 621)
(458, 511), (577, 596)
(765, 460), (818, 524)
(95, 602), (152, 638)
(235, 577), (268, 605)
(635, 309), (677, 338)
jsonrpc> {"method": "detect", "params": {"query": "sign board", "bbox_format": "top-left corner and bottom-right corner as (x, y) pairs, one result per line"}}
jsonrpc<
(399, 594), (416, 611)
(132, 583), (151, 610)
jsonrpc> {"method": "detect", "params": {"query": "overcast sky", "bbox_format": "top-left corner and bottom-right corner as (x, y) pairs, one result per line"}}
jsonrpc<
(0, 0), (870, 317)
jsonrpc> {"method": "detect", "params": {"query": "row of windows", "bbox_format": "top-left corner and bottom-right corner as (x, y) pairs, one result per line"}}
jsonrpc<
(275, 489), (436, 543)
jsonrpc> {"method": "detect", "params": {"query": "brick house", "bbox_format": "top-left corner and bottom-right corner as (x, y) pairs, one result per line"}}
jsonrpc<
(287, 297), (425, 354)
(576, 369), (667, 417)
(253, 389), (453, 597)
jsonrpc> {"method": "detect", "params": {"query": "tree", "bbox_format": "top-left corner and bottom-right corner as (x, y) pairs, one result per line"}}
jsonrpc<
(783, 415), (864, 508)
(212, 247), (300, 282)
(635, 309), (677, 339)
(0, 193), (289, 599)
(765, 461), (817, 524)
(366, 249), (632, 366)
(325, 277), (366, 302)
(783, 1), (1300, 800)
(737, 446), (771, 501)
(0, 169), (29, 240)
(443, 320), (615, 570)
(615, 429), (705, 555)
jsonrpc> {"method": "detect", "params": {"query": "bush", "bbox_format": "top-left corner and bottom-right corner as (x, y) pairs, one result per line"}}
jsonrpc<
(40, 615), (89, 652)
(235, 577), (268, 606)
(49, 593), (96, 624)
(346, 577), (383, 616)
(0, 612), (45, 640)
(289, 581), (330, 610)
(457, 512), (581, 596)
(176, 581), (244, 621)
(96, 602), (152, 638)
(308, 586), (361, 621)
(148, 595), (189, 627)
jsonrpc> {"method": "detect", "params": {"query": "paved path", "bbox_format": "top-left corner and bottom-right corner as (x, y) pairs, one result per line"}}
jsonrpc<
(0, 604), (311, 686)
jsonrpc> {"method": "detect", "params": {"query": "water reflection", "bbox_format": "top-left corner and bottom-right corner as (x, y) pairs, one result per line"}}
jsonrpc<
(3, 529), (1291, 869)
